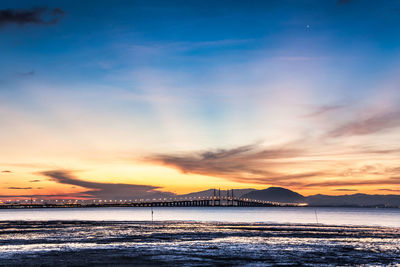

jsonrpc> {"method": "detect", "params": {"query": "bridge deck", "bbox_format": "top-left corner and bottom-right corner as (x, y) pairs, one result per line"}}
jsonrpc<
(0, 197), (306, 208)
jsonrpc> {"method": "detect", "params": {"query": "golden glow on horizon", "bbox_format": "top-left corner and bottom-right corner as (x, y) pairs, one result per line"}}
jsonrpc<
(1, 155), (399, 199)
(1, 56), (400, 200)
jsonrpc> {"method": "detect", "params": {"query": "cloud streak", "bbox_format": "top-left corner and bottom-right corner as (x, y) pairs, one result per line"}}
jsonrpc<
(328, 110), (400, 137)
(304, 177), (400, 187)
(332, 189), (358, 192)
(16, 70), (35, 77)
(40, 170), (173, 199)
(0, 7), (64, 27)
(145, 140), (400, 190)
(303, 105), (344, 118)
(378, 188), (400, 192)
(146, 143), (305, 179)
(145, 143), (333, 188)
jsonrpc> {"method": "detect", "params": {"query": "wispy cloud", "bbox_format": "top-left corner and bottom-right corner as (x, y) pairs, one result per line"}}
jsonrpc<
(0, 7), (64, 27)
(304, 177), (400, 187)
(40, 170), (173, 199)
(226, 172), (328, 187)
(340, 165), (381, 177)
(29, 179), (40, 183)
(1, 170), (12, 173)
(360, 147), (400, 154)
(145, 142), (333, 187)
(16, 70), (35, 77)
(303, 105), (344, 118)
(145, 140), (400, 190)
(378, 188), (400, 192)
(332, 189), (358, 192)
(146, 142), (305, 179)
(7, 187), (32, 190)
(327, 110), (400, 137)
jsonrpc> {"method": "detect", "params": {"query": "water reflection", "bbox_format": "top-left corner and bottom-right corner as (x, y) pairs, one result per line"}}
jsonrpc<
(0, 221), (399, 265)
(0, 207), (399, 227)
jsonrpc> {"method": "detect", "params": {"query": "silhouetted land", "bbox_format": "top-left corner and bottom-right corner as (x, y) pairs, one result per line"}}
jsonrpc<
(0, 203), (398, 209)
(2, 187), (400, 208)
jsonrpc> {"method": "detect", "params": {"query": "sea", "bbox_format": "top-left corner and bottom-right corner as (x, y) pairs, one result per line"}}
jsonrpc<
(1, 207), (399, 266)
(0, 206), (398, 227)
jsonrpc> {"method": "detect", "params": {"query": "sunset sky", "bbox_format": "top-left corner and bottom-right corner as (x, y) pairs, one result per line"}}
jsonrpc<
(1, 0), (400, 200)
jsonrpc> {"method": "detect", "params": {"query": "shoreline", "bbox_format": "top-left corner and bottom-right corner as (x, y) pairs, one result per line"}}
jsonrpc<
(1, 219), (399, 230)
(0, 219), (398, 228)
(0, 204), (399, 209)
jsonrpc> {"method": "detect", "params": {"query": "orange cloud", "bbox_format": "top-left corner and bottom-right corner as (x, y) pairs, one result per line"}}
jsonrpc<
(40, 170), (174, 199)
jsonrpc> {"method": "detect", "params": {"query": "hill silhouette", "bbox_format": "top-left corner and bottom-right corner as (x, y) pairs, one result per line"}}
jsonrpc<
(241, 187), (305, 203)
(239, 187), (400, 207)
(307, 193), (400, 207)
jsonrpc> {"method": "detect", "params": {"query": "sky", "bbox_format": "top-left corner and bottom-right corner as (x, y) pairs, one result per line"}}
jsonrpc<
(1, 0), (400, 200)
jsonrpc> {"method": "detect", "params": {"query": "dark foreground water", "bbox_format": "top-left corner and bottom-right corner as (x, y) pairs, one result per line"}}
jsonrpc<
(0, 221), (399, 266)
(0, 207), (399, 266)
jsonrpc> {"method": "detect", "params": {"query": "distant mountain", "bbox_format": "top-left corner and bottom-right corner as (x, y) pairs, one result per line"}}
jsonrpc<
(177, 187), (400, 208)
(307, 194), (400, 207)
(241, 187), (400, 207)
(179, 188), (255, 199)
(241, 187), (305, 203)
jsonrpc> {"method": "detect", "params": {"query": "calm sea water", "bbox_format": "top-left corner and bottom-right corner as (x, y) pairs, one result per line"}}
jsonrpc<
(0, 207), (399, 227)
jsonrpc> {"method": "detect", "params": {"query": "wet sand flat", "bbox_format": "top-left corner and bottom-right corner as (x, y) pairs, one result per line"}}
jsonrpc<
(0, 221), (399, 266)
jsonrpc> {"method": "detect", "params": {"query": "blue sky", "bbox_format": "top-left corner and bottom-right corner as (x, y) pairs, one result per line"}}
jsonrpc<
(2, 0), (399, 83)
(1, 0), (400, 198)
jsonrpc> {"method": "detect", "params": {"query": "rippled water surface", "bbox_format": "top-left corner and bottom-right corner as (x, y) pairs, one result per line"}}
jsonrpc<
(0, 207), (399, 266)
(0, 207), (399, 227)
(0, 221), (399, 266)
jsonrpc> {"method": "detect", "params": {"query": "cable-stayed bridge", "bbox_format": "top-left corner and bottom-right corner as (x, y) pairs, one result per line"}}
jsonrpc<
(0, 189), (307, 208)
